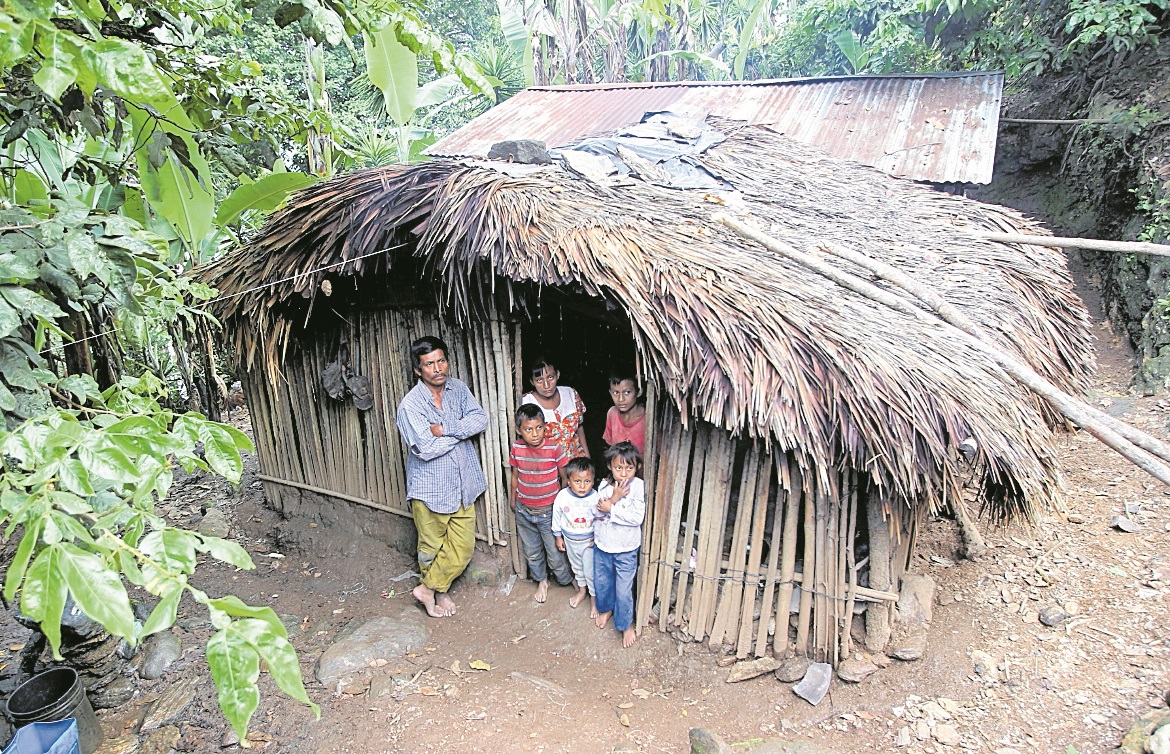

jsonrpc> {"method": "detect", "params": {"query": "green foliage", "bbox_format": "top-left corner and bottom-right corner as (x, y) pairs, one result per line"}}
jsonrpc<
(0, 359), (323, 741)
(0, 201), (314, 736)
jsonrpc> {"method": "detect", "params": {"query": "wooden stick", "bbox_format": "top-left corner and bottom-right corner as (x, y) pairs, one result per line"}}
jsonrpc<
(689, 432), (729, 640)
(815, 237), (1170, 470)
(841, 471), (860, 660)
(716, 214), (1170, 487)
(772, 457), (801, 657)
(709, 444), (757, 650)
(794, 468), (815, 657)
(830, 470), (845, 666)
(814, 472), (830, 663)
(636, 383), (659, 631)
(639, 408), (674, 631)
(736, 448), (771, 657)
(753, 453), (784, 657)
(998, 117), (1113, 125)
(673, 425), (708, 631)
(657, 422), (693, 632)
(976, 231), (1170, 256)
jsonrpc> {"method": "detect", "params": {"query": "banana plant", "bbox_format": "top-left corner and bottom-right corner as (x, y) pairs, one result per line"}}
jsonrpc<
(364, 27), (486, 163)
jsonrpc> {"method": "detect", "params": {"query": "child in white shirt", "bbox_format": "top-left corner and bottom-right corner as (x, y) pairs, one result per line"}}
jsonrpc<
(552, 457), (599, 615)
(593, 441), (645, 648)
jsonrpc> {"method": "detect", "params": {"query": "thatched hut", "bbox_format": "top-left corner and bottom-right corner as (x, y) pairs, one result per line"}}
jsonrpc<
(199, 113), (1092, 664)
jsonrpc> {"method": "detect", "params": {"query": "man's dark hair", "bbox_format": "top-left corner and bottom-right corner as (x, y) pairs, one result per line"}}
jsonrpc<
(565, 456), (595, 478)
(410, 336), (449, 369)
(514, 402), (544, 429)
(604, 441), (641, 469)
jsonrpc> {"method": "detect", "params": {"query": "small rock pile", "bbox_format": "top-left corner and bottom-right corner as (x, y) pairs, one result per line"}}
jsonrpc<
(891, 695), (967, 751)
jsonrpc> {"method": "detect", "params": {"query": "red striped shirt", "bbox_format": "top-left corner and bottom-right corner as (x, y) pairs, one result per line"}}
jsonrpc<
(510, 440), (568, 508)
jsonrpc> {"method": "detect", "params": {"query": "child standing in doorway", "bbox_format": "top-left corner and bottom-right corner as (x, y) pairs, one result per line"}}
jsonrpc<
(509, 403), (574, 603)
(521, 357), (589, 459)
(552, 456), (599, 615)
(602, 372), (646, 455)
(593, 441), (645, 648)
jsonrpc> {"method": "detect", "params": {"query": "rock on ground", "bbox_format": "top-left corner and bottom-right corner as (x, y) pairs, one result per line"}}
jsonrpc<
(775, 656), (811, 683)
(836, 654), (879, 683)
(315, 615), (430, 685)
(140, 676), (203, 733)
(690, 728), (731, 754)
(726, 656), (780, 683)
(138, 632), (181, 680)
(196, 508), (231, 539)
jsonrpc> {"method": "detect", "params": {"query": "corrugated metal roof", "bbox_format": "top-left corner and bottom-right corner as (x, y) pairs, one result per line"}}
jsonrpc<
(427, 73), (1004, 184)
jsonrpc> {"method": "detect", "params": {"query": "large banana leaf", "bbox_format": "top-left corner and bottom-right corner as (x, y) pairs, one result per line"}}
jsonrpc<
(733, 0), (769, 80)
(365, 26), (418, 128)
(214, 172), (318, 226)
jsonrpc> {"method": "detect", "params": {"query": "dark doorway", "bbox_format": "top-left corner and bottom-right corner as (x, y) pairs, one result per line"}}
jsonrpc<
(520, 291), (638, 459)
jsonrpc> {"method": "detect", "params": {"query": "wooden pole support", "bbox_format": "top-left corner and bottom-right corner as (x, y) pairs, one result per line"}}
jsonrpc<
(976, 232), (1170, 258)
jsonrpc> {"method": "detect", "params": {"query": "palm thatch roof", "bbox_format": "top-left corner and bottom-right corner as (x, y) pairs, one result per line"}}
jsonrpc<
(200, 120), (1094, 521)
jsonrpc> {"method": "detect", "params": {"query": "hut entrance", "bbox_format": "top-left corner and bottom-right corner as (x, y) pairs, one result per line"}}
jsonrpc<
(520, 292), (637, 457)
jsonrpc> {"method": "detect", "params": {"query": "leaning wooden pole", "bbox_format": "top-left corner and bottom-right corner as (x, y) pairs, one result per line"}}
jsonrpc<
(976, 232), (1170, 258)
(811, 237), (1170, 468)
(714, 214), (1170, 489)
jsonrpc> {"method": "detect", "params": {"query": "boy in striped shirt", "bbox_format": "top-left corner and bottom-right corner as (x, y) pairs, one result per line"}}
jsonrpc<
(509, 403), (573, 602)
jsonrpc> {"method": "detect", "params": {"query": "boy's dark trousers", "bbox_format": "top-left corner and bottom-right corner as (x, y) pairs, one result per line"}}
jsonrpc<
(515, 503), (573, 585)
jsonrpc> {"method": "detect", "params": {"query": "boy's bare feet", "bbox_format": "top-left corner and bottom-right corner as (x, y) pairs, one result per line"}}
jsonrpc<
(595, 610), (612, 629)
(412, 584), (444, 618)
(569, 586), (587, 608)
(622, 627), (637, 648)
(589, 596), (599, 619)
(435, 593), (457, 616)
(534, 579), (549, 603)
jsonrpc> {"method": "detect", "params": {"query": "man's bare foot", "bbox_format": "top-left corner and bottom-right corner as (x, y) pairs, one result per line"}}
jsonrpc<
(589, 596), (599, 619)
(435, 592), (457, 616)
(569, 586), (587, 608)
(595, 610), (612, 629)
(412, 583), (444, 618)
(622, 627), (637, 648)
(534, 579), (549, 603)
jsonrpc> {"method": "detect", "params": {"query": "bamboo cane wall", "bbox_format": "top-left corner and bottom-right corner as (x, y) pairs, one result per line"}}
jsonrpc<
(243, 300), (918, 663)
(638, 408), (918, 662)
(244, 300), (522, 570)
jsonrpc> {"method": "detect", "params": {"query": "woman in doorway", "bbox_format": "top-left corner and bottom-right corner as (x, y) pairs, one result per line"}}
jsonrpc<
(521, 357), (589, 459)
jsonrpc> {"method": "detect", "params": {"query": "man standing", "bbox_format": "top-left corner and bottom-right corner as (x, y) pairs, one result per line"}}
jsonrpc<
(395, 336), (487, 618)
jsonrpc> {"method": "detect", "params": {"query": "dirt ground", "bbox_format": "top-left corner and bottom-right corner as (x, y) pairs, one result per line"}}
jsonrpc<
(3, 264), (1169, 754)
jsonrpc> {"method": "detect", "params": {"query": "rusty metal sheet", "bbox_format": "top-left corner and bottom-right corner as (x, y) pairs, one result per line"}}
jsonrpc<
(427, 73), (1003, 184)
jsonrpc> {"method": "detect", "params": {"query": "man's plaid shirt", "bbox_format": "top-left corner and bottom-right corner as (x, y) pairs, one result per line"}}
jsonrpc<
(395, 377), (488, 514)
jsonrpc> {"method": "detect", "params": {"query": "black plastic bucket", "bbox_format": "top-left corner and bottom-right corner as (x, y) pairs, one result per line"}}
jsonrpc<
(3, 669), (101, 754)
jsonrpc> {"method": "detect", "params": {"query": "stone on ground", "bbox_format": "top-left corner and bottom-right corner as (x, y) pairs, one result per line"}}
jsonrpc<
(139, 632), (181, 680)
(726, 656), (781, 683)
(196, 508), (231, 538)
(95, 735), (139, 754)
(316, 615), (430, 685)
(461, 549), (504, 586)
(690, 728), (731, 754)
(836, 654), (879, 683)
(140, 676), (203, 732)
(139, 725), (180, 754)
(775, 656), (811, 683)
(889, 573), (935, 661)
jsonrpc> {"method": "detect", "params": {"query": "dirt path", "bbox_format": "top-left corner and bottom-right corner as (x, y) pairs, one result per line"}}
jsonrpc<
(3, 276), (1167, 754)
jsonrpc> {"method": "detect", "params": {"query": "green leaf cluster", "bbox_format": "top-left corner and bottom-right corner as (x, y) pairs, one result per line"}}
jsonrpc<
(0, 364), (321, 741)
